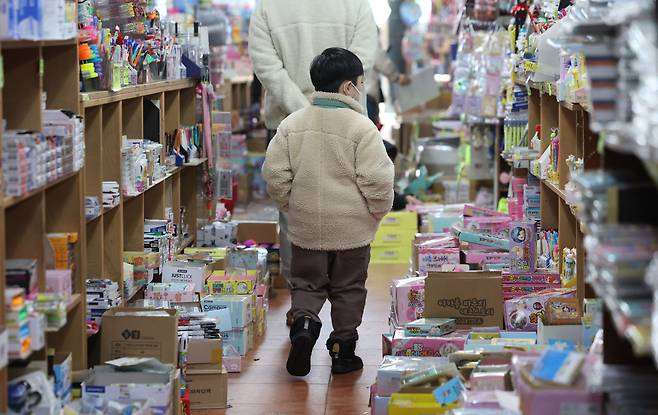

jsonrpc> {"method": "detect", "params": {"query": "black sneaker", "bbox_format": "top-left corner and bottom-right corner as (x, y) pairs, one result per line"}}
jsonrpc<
(327, 338), (364, 375)
(286, 309), (294, 326)
(286, 316), (322, 376)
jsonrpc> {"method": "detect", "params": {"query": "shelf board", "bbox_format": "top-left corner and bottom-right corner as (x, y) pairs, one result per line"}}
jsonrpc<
(560, 100), (590, 114)
(66, 294), (82, 313)
(227, 75), (254, 84)
(104, 202), (120, 214)
(541, 178), (567, 202)
(183, 158), (208, 168)
(4, 171), (79, 209)
(86, 213), (102, 224)
(1, 38), (77, 49)
(124, 172), (173, 201)
(81, 79), (197, 108)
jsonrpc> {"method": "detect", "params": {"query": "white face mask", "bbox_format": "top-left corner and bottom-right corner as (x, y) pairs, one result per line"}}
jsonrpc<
(350, 81), (368, 115)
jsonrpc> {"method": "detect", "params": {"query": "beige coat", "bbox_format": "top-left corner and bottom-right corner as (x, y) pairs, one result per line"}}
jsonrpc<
(262, 92), (394, 251)
(248, 0), (377, 129)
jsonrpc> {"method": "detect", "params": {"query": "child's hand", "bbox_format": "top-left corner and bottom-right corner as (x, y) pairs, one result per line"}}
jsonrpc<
(398, 74), (411, 86)
(405, 195), (421, 206)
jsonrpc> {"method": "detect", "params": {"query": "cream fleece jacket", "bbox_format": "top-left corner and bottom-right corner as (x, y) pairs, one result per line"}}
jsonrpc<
(248, 0), (377, 129)
(262, 92), (395, 251)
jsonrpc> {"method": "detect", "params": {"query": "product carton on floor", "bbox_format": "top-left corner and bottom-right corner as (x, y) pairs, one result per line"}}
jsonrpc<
(186, 366), (228, 409)
(162, 261), (210, 292)
(101, 308), (179, 364)
(83, 364), (175, 415)
(186, 338), (223, 371)
(424, 271), (503, 328)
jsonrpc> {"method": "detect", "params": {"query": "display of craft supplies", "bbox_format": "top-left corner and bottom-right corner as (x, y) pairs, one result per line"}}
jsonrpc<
(102, 181), (121, 208)
(86, 279), (121, 333)
(121, 137), (165, 196)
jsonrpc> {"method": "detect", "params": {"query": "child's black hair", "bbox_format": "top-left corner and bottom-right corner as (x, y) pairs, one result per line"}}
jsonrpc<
(310, 48), (364, 93)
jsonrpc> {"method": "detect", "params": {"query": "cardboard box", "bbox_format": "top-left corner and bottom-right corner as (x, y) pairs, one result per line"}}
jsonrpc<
(187, 338), (223, 371)
(101, 308), (179, 365)
(236, 221), (278, 244)
(83, 365), (174, 415)
(162, 262), (210, 292)
(424, 272), (503, 328)
(186, 366), (228, 409)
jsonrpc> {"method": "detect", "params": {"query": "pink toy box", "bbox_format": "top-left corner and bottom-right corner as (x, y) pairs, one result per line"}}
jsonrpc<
(391, 277), (425, 325)
(463, 251), (510, 266)
(45, 270), (72, 300)
(503, 283), (562, 300)
(391, 329), (469, 357)
(464, 204), (507, 217)
(502, 272), (559, 285)
(463, 216), (512, 238)
(504, 288), (576, 331)
(515, 355), (603, 415)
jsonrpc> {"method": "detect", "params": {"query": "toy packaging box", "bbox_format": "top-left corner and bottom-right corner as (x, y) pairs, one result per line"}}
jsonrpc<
(376, 355), (450, 396)
(509, 222), (537, 273)
(391, 277), (426, 325)
(503, 283), (562, 300)
(206, 272), (256, 295)
(145, 283), (197, 303)
(391, 329), (469, 357)
(504, 288), (576, 331)
(404, 318), (457, 338)
(502, 271), (560, 285)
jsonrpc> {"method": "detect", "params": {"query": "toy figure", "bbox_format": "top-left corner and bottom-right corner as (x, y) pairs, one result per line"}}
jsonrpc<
(511, 0), (530, 51)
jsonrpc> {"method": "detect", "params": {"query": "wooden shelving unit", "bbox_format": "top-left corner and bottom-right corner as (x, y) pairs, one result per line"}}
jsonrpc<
(0, 39), (84, 412)
(0, 37), (206, 410)
(530, 88), (600, 309)
(82, 81), (205, 303)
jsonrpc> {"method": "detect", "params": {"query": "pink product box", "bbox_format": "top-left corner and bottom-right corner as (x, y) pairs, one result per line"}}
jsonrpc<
(462, 390), (502, 409)
(509, 222), (536, 273)
(504, 288), (576, 331)
(145, 283), (197, 303)
(255, 283), (268, 297)
(503, 283), (562, 300)
(391, 277), (425, 325)
(391, 329), (469, 358)
(417, 248), (460, 273)
(463, 216), (512, 238)
(45, 270), (72, 298)
(464, 204), (506, 217)
(502, 272), (560, 285)
(223, 355), (242, 373)
(463, 251), (510, 266)
(416, 235), (460, 249)
(515, 359), (603, 415)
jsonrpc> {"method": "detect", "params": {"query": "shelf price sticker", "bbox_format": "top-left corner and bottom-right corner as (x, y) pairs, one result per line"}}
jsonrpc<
(432, 377), (463, 405)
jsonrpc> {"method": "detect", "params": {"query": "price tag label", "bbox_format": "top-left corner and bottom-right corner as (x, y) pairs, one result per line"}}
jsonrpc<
(432, 377), (463, 405)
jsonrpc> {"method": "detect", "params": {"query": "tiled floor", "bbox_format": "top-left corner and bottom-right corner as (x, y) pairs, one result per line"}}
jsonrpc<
(195, 263), (409, 415)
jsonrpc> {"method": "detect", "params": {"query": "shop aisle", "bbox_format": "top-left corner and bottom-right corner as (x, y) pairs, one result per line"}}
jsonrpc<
(196, 263), (408, 415)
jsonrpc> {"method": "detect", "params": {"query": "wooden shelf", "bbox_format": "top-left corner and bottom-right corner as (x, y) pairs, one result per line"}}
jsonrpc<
(4, 171), (79, 208)
(126, 284), (146, 303)
(67, 294), (82, 313)
(1, 38), (77, 49)
(81, 79), (197, 108)
(177, 236), (195, 254)
(541, 179), (567, 202)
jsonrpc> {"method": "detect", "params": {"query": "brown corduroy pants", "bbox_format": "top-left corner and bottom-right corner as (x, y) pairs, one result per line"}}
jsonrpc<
(289, 244), (371, 341)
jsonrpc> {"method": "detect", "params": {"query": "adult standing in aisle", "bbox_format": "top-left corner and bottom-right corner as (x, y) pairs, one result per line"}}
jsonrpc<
(249, 0), (378, 324)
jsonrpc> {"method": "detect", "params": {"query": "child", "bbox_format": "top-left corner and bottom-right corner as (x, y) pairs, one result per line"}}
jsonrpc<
(262, 48), (394, 376)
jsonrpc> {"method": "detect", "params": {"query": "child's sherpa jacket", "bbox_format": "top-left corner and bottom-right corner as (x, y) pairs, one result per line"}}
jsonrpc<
(262, 92), (394, 251)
